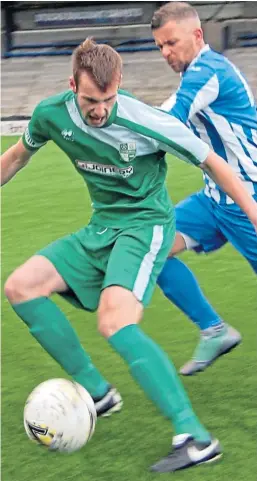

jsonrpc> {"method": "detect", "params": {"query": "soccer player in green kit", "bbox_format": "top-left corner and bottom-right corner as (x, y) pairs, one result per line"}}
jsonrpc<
(2, 39), (257, 472)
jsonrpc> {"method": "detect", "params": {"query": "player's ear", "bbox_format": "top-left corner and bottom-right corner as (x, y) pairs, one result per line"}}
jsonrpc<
(119, 73), (123, 88)
(194, 28), (203, 43)
(69, 76), (76, 93)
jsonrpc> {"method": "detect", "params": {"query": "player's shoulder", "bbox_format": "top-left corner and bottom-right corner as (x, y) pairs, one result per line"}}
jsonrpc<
(117, 88), (140, 107)
(117, 87), (149, 111)
(118, 88), (153, 111)
(181, 47), (237, 92)
(117, 87), (161, 121)
(193, 47), (237, 78)
(200, 48), (252, 93)
(118, 88), (137, 100)
(186, 47), (227, 77)
(33, 90), (74, 117)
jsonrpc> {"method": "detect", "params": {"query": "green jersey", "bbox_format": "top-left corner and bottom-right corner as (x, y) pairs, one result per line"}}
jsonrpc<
(22, 89), (209, 228)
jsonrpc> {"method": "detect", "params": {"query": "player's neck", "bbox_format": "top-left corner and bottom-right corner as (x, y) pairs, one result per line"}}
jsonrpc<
(194, 41), (206, 58)
(188, 42), (207, 67)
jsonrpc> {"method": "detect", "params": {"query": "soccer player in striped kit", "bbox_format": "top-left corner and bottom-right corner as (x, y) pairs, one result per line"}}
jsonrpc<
(152, 2), (257, 377)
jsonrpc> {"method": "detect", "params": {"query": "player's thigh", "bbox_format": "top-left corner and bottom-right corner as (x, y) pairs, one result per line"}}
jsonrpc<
(217, 205), (257, 273)
(170, 191), (227, 255)
(37, 231), (106, 311)
(4, 255), (68, 302)
(104, 222), (175, 308)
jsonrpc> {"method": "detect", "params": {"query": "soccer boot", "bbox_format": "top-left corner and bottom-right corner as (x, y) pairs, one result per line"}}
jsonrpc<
(150, 434), (222, 473)
(180, 323), (242, 375)
(93, 386), (123, 417)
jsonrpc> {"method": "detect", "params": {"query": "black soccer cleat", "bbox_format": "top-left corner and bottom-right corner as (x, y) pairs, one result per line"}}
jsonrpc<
(93, 386), (123, 417)
(150, 434), (222, 473)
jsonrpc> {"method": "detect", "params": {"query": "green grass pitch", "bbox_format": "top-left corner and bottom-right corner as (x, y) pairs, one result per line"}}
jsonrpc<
(1, 136), (256, 481)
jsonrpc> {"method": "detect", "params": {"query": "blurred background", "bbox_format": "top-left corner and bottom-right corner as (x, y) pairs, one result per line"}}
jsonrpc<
(1, 1), (257, 127)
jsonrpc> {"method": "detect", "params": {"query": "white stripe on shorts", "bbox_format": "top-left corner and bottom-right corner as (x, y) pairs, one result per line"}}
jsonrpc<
(133, 225), (164, 302)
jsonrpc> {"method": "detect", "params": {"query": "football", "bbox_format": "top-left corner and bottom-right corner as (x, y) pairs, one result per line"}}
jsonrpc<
(24, 378), (97, 453)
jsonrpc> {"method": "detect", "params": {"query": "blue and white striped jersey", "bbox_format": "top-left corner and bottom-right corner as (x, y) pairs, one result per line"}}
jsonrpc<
(161, 45), (257, 204)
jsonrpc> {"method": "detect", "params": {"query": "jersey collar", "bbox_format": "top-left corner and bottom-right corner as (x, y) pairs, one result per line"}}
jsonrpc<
(191, 44), (210, 67)
(181, 44), (210, 76)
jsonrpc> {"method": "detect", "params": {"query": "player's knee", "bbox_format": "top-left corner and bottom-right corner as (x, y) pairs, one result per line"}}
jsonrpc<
(98, 286), (143, 338)
(4, 272), (28, 303)
(97, 305), (123, 338)
(4, 269), (51, 304)
(98, 290), (127, 338)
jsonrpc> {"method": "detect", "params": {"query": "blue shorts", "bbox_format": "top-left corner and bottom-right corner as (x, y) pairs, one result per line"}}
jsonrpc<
(175, 190), (257, 273)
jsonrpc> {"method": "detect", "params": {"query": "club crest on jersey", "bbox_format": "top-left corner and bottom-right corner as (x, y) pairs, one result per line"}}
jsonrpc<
(61, 129), (74, 141)
(119, 142), (136, 162)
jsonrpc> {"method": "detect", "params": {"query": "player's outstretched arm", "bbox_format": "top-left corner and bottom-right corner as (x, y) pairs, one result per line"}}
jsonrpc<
(1, 139), (33, 186)
(133, 100), (257, 231)
(201, 151), (257, 232)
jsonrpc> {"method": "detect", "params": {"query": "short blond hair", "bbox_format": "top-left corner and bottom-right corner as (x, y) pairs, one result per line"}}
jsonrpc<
(72, 38), (122, 91)
(151, 2), (200, 29)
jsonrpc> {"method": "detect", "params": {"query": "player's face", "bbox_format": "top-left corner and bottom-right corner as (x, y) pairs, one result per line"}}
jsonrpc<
(70, 72), (120, 127)
(153, 20), (203, 72)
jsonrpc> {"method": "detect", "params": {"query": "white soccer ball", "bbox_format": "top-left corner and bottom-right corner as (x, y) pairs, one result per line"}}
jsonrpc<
(24, 378), (97, 453)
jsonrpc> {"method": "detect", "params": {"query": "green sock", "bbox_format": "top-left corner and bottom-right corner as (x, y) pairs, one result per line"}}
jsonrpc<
(109, 324), (210, 442)
(12, 297), (109, 398)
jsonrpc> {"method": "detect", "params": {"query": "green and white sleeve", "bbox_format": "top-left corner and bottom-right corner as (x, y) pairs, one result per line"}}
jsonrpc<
(22, 103), (49, 152)
(116, 94), (210, 166)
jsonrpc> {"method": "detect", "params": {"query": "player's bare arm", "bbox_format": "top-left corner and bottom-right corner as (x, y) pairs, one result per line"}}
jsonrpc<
(1, 139), (33, 186)
(201, 151), (257, 232)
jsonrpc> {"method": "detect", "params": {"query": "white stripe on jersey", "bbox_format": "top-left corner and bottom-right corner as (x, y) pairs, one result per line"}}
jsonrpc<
(231, 123), (257, 164)
(190, 115), (213, 148)
(189, 115), (222, 203)
(205, 107), (256, 202)
(226, 58), (255, 107)
(203, 176), (221, 203)
(252, 129), (257, 145)
(188, 74), (219, 119)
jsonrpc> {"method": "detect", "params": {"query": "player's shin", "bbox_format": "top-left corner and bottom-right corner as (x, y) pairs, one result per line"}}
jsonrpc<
(108, 324), (211, 442)
(11, 296), (110, 398)
(157, 257), (223, 330)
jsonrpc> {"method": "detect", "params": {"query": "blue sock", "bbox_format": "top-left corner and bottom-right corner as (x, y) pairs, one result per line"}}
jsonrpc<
(157, 258), (223, 330)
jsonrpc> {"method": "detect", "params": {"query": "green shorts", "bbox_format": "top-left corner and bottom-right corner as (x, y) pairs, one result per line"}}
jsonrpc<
(38, 221), (175, 311)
